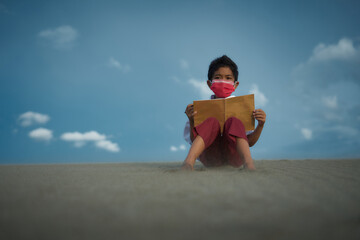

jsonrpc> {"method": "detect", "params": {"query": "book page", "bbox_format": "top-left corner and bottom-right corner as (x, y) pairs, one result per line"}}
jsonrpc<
(193, 98), (225, 132)
(224, 94), (255, 131)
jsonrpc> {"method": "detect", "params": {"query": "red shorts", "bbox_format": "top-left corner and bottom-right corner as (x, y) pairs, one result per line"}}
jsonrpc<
(192, 117), (248, 167)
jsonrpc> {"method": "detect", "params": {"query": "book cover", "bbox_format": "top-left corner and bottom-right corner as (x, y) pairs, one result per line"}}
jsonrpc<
(193, 94), (255, 133)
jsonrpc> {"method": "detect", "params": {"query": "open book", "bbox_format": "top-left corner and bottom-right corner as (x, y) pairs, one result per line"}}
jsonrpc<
(193, 94), (255, 133)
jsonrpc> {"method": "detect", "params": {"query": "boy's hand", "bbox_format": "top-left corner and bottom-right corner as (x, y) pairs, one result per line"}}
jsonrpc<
(253, 109), (266, 126)
(185, 104), (197, 122)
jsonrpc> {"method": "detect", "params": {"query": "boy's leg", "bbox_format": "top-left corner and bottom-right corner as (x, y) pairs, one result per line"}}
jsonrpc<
(223, 117), (255, 169)
(236, 138), (255, 170)
(182, 117), (221, 170)
(182, 136), (205, 170)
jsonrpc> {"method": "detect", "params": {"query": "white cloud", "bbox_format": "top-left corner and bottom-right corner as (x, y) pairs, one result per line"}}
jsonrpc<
(108, 57), (131, 73)
(291, 37), (360, 149)
(179, 144), (186, 150)
(322, 95), (338, 109)
(188, 78), (213, 99)
(170, 144), (186, 152)
(74, 141), (86, 148)
(38, 25), (78, 49)
(309, 38), (358, 62)
(29, 128), (53, 141)
(95, 140), (120, 152)
(19, 111), (50, 127)
(301, 128), (312, 140)
(180, 59), (189, 70)
(60, 130), (119, 153)
(292, 37), (360, 89)
(60, 131), (106, 142)
(249, 84), (268, 107)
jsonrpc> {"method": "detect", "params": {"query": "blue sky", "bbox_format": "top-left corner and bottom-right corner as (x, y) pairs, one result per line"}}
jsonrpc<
(1, 0), (360, 163)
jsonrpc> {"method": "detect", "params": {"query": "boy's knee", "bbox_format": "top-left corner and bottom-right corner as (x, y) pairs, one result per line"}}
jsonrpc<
(225, 117), (244, 128)
(224, 117), (246, 139)
(204, 117), (221, 130)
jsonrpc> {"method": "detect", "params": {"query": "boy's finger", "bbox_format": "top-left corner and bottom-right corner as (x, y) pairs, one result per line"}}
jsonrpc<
(256, 117), (266, 122)
(254, 114), (264, 118)
(255, 116), (266, 121)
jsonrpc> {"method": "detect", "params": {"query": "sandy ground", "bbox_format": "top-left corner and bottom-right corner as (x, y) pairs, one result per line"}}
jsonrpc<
(0, 159), (359, 240)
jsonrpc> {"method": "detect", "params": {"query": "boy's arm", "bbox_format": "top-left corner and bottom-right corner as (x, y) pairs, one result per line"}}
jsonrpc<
(189, 119), (195, 142)
(247, 109), (266, 147)
(247, 124), (264, 147)
(185, 104), (197, 142)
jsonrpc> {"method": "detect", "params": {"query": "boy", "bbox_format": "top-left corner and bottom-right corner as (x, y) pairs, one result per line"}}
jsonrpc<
(182, 55), (266, 170)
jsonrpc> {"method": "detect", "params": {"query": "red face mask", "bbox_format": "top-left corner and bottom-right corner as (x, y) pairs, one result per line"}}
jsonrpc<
(210, 79), (235, 98)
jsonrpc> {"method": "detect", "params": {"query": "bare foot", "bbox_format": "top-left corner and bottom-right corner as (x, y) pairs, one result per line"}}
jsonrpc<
(181, 163), (194, 171)
(244, 163), (256, 170)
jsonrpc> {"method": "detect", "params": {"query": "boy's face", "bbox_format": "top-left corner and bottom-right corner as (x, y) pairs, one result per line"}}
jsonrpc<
(207, 66), (239, 89)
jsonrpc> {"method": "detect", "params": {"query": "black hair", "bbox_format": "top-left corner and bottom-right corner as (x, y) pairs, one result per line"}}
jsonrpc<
(207, 55), (238, 82)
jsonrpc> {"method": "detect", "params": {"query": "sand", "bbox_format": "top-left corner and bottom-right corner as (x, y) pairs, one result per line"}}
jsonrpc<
(0, 159), (359, 240)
